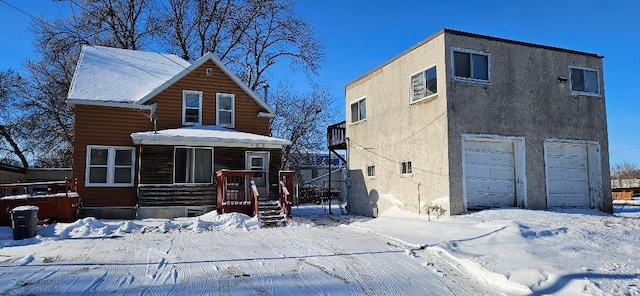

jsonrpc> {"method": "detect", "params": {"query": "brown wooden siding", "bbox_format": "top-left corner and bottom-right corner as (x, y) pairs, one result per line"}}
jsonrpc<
(138, 184), (216, 206)
(149, 60), (270, 135)
(73, 105), (153, 207)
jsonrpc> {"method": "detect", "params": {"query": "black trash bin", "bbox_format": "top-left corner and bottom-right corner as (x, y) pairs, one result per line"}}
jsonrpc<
(11, 206), (39, 240)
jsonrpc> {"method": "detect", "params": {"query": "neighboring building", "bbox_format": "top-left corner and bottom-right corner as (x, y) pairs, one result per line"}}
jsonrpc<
(26, 168), (72, 182)
(296, 151), (346, 204)
(67, 45), (290, 219)
(611, 179), (640, 200)
(297, 151), (345, 184)
(344, 29), (611, 217)
(0, 164), (26, 184)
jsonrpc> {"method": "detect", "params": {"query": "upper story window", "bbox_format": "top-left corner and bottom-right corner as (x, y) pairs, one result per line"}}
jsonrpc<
(453, 49), (490, 83)
(216, 93), (235, 127)
(411, 65), (437, 102)
(400, 160), (412, 175)
(86, 146), (135, 187)
(570, 66), (600, 96)
(183, 90), (203, 125)
(350, 97), (366, 123)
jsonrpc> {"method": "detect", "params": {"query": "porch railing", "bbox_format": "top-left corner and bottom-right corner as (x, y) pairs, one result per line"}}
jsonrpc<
(216, 170), (260, 216)
(279, 171), (295, 218)
(327, 121), (347, 149)
(0, 179), (78, 198)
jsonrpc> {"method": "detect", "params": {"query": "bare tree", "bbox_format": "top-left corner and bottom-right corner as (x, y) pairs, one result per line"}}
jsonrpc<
(152, 0), (260, 61)
(611, 162), (640, 180)
(270, 85), (337, 171)
(73, 0), (155, 49)
(6, 0), (155, 167)
(235, 0), (323, 90)
(153, 0), (322, 90)
(0, 69), (30, 168)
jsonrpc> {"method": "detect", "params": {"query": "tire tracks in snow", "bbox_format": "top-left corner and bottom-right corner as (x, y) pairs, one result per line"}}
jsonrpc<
(312, 229), (403, 296)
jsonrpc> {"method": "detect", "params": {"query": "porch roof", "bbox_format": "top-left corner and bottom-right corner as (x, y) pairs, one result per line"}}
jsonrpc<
(131, 125), (290, 148)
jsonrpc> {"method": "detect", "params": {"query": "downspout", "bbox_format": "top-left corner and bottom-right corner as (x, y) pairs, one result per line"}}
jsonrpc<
(150, 104), (158, 134)
(345, 137), (351, 214)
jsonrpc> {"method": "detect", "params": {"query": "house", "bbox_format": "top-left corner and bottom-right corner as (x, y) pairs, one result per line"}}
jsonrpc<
(66, 45), (291, 219)
(342, 29), (612, 217)
(611, 179), (640, 200)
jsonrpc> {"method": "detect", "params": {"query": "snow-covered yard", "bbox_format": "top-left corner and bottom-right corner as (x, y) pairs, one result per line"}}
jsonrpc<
(0, 204), (638, 295)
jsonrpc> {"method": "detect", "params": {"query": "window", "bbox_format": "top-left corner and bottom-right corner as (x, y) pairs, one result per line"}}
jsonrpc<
(453, 49), (489, 82)
(174, 147), (213, 184)
(366, 165), (376, 177)
(350, 97), (366, 123)
(183, 90), (202, 125)
(411, 65), (437, 102)
(400, 160), (412, 175)
(570, 67), (600, 95)
(216, 93), (235, 127)
(86, 146), (134, 186)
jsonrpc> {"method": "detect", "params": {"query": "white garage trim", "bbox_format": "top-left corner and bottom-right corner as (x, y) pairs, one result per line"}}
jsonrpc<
(544, 138), (602, 209)
(461, 134), (527, 211)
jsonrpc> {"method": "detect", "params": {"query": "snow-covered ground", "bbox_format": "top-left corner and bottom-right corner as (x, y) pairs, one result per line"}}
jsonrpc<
(0, 204), (638, 295)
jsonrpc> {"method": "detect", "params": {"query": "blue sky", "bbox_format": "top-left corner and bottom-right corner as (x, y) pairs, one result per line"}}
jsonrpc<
(1, 0), (639, 166)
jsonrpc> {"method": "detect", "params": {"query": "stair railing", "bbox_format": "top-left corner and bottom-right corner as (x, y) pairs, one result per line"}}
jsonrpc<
(250, 180), (260, 217)
(278, 171), (295, 218)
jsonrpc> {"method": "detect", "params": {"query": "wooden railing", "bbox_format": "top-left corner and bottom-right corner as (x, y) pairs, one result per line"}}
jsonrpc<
(279, 171), (295, 218)
(327, 121), (347, 149)
(0, 178), (78, 198)
(216, 170), (260, 216)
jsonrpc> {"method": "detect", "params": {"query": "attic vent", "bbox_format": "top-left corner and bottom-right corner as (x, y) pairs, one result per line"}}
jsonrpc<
(205, 68), (213, 76)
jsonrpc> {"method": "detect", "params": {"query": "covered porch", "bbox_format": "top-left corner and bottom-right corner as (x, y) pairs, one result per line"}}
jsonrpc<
(130, 125), (291, 219)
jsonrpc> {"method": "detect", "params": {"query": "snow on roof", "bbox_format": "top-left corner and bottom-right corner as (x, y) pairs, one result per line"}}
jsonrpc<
(131, 125), (291, 148)
(67, 45), (191, 103)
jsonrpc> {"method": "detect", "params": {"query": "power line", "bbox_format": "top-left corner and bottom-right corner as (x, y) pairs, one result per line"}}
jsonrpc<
(611, 146), (640, 153)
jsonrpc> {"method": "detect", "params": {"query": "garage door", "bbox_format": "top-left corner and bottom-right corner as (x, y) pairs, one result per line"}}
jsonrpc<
(464, 139), (516, 209)
(545, 143), (590, 207)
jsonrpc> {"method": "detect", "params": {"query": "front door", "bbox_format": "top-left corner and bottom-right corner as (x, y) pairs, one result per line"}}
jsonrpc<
(246, 152), (269, 199)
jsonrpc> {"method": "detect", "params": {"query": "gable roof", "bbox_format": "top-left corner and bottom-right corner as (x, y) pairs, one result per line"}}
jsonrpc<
(66, 45), (275, 116)
(136, 51), (275, 116)
(67, 45), (191, 104)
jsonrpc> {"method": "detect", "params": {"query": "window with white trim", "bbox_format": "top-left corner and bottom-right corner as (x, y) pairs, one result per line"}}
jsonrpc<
(174, 147), (213, 184)
(216, 93), (235, 127)
(411, 65), (437, 102)
(570, 67), (599, 95)
(183, 90), (202, 125)
(350, 97), (366, 123)
(400, 160), (412, 175)
(453, 49), (489, 82)
(366, 164), (376, 177)
(86, 146), (135, 186)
